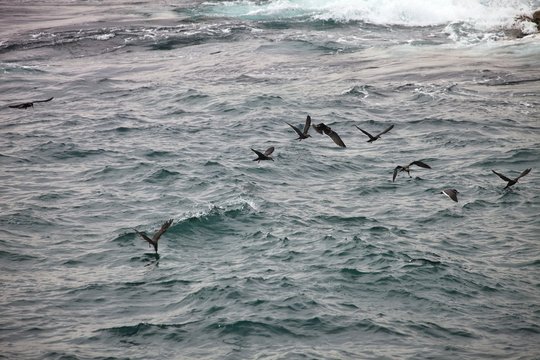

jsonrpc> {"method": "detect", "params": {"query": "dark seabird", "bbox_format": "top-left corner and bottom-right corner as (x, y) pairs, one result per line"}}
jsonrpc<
(393, 160), (431, 182)
(312, 122), (346, 148)
(355, 124), (394, 142)
(492, 168), (531, 189)
(8, 97), (54, 109)
(251, 147), (274, 162)
(133, 219), (173, 254)
(287, 115), (311, 140)
(442, 188), (459, 202)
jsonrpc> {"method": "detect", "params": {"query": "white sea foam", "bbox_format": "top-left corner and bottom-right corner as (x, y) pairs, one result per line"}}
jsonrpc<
(206, 0), (537, 30)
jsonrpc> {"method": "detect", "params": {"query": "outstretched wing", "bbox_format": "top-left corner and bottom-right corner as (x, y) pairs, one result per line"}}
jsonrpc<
(355, 125), (374, 140)
(133, 228), (154, 246)
(34, 97), (54, 103)
(516, 168), (531, 180)
(153, 219), (173, 242)
(443, 189), (459, 202)
(287, 123), (304, 137)
(8, 102), (32, 109)
(303, 115), (311, 135)
(326, 130), (346, 148)
(376, 124), (394, 137)
(264, 147), (275, 156)
(411, 160), (431, 169)
(251, 148), (265, 158)
(492, 170), (511, 182)
(392, 166), (402, 182)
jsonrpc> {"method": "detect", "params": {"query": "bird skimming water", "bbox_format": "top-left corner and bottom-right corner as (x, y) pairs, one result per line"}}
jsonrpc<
(287, 115), (311, 140)
(8, 97), (54, 109)
(355, 124), (394, 142)
(393, 160), (431, 182)
(492, 168), (531, 189)
(133, 219), (174, 254)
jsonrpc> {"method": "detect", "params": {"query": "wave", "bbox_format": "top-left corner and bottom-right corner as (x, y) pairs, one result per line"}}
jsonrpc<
(201, 0), (535, 29)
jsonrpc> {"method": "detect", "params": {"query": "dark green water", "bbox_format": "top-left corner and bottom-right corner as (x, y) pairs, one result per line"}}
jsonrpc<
(1, 1), (539, 359)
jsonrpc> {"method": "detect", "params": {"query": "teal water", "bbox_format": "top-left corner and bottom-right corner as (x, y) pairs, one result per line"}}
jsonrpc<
(1, 1), (540, 359)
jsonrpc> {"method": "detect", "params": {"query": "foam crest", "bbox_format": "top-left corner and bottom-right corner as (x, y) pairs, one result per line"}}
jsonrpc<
(205, 0), (535, 29)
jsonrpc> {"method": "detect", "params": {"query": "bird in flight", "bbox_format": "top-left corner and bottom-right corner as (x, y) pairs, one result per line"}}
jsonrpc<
(442, 188), (459, 202)
(251, 147), (275, 162)
(287, 115), (311, 140)
(133, 219), (174, 254)
(312, 122), (346, 148)
(8, 97), (54, 109)
(393, 160), (431, 182)
(491, 168), (531, 189)
(355, 124), (394, 142)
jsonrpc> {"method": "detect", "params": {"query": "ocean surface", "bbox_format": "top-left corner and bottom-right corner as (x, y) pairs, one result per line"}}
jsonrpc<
(1, 1), (540, 359)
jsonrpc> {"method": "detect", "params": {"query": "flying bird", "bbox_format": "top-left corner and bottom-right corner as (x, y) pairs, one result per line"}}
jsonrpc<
(312, 122), (346, 148)
(492, 168), (531, 189)
(133, 219), (173, 254)
(287, 115), (311, 140)
(8, 97), (54, 109)
(442, 189), (459, 202)
(355, 124), (394, 142)
(393, 160), (431, 182)
(251, 147), (274, 162)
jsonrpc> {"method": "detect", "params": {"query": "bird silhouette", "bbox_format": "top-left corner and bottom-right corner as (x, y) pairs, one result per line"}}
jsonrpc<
(312, 122), (346, 148)
(133, 219), (173, 254)
(492, 168), (531, 189)
(251, 147), (274, 162)
(355, 124), (394, 142)
(287, 115), (311, 140)
(8, 97), (54, 109)
(442, 189), (459, 202)
(393, 160), (431, 182)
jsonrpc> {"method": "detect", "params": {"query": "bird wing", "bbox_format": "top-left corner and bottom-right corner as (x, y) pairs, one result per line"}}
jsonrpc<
(355, 125), (375, 140)
(411, 160), (431, 169)
(303, 115), (311, 135)
(516, 168), (531, 180)
(392, 166), (402, 182)
(287, 123), (304, 137)
(313, 123), (324, 134)
(134, 228), (155, 246)
(264, 147), (275, 156)
(443, 189), (458, 202)
(152, 219), (173, 242)
(326, 130), (346, 148)
(492, 170), (511, 182)
(251, 148), (265, 158)
(377, 124), (394, 137)
(34, 97), (54, 103)
(9, 102), (32, 109)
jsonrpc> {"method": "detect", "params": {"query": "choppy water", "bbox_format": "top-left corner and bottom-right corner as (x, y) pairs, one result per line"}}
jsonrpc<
(1, 1), (540, 359)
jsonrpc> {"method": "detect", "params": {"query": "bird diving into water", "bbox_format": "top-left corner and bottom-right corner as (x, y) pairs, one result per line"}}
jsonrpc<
(491, 168), (531, 189)
(251, 147), (274, 162)
(8, 97), (54, 109)
(393, 160), (431, 182)
(355, 124), (394, 142)
(287, 115), (311, 140)
(312, 122), (346, 148)
(133, 219), (173, 254)
(442, 188), (459, 202)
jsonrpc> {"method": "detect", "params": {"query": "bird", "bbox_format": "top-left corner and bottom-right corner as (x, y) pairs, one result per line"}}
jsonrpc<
(133, 219), (173, 254)
(442, 189), (459, 202)
(287, 115), (311, 140)
(312, 122), (346, 148)
(393, 160), (431, 182)
(492, 168), (531, 189)
(8, 97), (54, 109)
(355, 124), (394, 142)
(251, 147), (274, 162)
